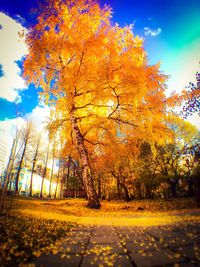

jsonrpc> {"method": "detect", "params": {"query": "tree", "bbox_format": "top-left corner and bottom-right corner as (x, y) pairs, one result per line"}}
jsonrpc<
(23, 0), (167, 208)
(48, 147), (55, 198)
(40, 144), (49, 198)
(29, 134), (42, 196)
(154, 116), (199, 197)
(15, 120), (34, 193)
(106, 140), (136, 201)
(48, 137), (61, 198)
(0, 139), (16, 214)
(136, 142), (162, 199)
(181, 72), (200, 118)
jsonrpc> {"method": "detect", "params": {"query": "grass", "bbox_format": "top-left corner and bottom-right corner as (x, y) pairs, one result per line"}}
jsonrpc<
(4, 196), (200, 224)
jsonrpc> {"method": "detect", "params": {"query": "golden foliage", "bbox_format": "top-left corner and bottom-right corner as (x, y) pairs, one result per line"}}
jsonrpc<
(0, 214), (73, 266)
(23, 0), (168, 159)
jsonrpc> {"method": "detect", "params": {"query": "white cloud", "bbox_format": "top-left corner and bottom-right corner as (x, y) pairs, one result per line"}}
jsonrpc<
(27, 105), (50, 131)
(144, 27), (162, 37)
(0, 116), (25, 155)
(0, 12), (28, 102)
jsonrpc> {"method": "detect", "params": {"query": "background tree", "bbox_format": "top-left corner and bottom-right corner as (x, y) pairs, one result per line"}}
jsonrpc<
(153, 116), (199, 197)
(0, 139), (16, 214)
(181, 72), (200, 118)
(40, 144), (49, 198)
(136, 142), (162, 199)
(48, 144), (55, 198)
(14, 120), (34, 193)
(29, 133), (43, 196)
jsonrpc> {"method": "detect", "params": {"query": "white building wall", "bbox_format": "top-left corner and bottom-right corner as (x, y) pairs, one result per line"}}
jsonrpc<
(18, 169), (60, 197)
(0, 139), (9, 176)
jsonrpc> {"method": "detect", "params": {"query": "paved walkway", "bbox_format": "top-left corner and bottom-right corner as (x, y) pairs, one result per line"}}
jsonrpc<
(34, 221), (200, 267)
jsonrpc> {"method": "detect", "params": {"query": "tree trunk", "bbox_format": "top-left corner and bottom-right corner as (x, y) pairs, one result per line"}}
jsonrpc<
(117, 178), (122, 199)
(135, 182), (142, 199)
(169, 175), (178, 198)
(48, 157), (55, 197)
(171, 183), (177, 197)
(40, 147), (49, 198)
(0, 139), (16, 214)
(54, 161), (62, 199)
(30, 140), (40, 197)
(145, 185), (152, 199)
(120, 183), (130, 202)
(187, 178), (194, 196)
(66, 156), (71, 194)
(15, 141), (27, 192)
(97, 174), (101, 199)
(169, 180), (177, 197)
(70, 111), (100, 209)
(29, 160), (36, 197)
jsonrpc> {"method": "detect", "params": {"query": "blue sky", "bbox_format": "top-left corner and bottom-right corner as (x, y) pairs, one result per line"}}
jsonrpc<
(0, 0), (199, 127)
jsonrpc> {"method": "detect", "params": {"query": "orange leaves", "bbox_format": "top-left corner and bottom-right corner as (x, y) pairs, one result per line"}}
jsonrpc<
(23, 0), (171, 168)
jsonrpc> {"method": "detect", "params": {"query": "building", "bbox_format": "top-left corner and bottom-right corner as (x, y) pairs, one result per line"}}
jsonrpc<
(0, 139), (9, 179)
(20, 169), (60, 197)
(8, 167), (61, 198)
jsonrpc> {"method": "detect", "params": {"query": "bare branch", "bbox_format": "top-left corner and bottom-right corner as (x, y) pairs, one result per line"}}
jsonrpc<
(84, 138), (106, 146)
(77, 52), (84, 77)
(109, 117), (139, 127)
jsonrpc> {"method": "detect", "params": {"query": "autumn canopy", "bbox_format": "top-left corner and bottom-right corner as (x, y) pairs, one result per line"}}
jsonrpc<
(24, 0), (169, 208)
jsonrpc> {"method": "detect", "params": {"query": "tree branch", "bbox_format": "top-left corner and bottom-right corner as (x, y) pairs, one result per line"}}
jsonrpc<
(84, 138), (105, 146)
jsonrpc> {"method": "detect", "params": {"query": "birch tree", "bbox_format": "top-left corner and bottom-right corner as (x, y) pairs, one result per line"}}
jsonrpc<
(24, 0), (167, 208)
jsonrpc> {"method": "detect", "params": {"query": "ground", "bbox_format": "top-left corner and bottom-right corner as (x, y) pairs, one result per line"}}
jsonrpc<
(0, 197), (200, 266)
